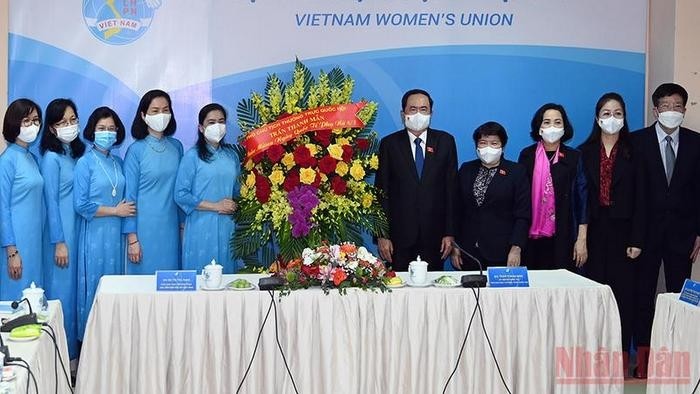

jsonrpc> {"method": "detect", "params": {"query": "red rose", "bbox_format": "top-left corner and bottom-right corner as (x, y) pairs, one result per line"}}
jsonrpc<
(356, 138), (370, 151)
(266, 145), (285, 163)
(330, 176), (347, 195)
(333, 268), (348, 286)
(293, 145), (316, 168)
(312, 171), (322, 188)
(301, 264), (320, 278)
(283, 169), (300, 192)
(255, 175), (272, 203)
(252, 152), (265, 164)
(317, 155), (337, 174)
(385, 270), (396, 278)
(313, 130), (332, 147)
(341, 145), (353, 163)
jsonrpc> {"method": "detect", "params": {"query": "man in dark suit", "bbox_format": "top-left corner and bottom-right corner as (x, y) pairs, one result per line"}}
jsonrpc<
(631, 83), (700, 378)
(375, 89), (458, 271)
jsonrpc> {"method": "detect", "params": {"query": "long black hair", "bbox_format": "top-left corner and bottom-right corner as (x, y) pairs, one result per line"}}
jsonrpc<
(579, 92), (631, 159)
(131, 89), (177, 139)
(39, 98), (86, 159)
(196, 103), (233, 162)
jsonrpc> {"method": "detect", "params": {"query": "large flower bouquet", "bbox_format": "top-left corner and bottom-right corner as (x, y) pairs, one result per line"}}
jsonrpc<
(233, 61), (388, 265)
(270, 243), (395, 294)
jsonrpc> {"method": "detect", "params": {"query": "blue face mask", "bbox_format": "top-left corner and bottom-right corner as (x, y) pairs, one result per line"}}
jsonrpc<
(94, 131), (117, 150)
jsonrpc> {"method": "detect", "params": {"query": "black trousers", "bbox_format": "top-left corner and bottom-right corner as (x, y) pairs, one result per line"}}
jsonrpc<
(585, 208), (636, 352)
(391, 237), (444, 272)
(634, 242), (692, 346)
(523, 237), (557, 269)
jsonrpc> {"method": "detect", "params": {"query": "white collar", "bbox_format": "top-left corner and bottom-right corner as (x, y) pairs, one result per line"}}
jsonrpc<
(655, 122), (679, 144)
(407, 129), (427, 143)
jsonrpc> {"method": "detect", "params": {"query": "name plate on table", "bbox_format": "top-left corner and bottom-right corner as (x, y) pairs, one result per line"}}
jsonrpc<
(679, 279), (700, 306)
(156, 270), (197, 291)
(487, 267), (529, 288)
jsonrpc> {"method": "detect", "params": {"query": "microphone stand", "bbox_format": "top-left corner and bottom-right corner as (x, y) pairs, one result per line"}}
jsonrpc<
(452, 241), (487, 288)
(0, 298), (38, 332)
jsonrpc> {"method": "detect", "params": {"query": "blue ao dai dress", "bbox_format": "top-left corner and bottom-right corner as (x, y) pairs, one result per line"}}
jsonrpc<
(0, 144), (44, 300)
(41, 145), (79, 358)
(175, 146), (240, 273)
(73, 147), (125, 339)
(123, 135), (183, 274)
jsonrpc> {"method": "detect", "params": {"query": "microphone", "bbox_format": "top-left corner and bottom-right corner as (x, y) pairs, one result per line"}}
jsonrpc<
(451, 241), (487, 288)
(0, 298), (38, 333)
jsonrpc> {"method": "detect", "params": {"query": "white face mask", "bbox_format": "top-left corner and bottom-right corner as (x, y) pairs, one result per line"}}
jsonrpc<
(598, 117), (624, 135)
(55, 124), (79, 143)
(404, 113), (431, 132)
(540, 127), (565, 144)
(144, 113), (172, 133)
(18, 124), (40, 144)
(657, 111), (684, 129)
(204, 123), (226, 143)
(477, 146), (502, 165)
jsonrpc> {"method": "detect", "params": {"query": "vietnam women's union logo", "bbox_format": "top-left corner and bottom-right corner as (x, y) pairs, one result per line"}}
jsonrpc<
(83, 0), (162, 45)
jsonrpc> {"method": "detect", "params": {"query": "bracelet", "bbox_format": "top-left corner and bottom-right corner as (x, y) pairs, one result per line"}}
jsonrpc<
(129, 240), (139, 246)
(7, 250), (19, 259)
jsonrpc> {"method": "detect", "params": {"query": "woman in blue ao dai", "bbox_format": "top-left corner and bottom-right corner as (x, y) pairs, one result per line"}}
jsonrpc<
(39, 98), (86, 359)
(0, 99), (44, 300)
(73, 107), (135, 339)
(175, 103), (240, 274)
(124, 90), (183, 274)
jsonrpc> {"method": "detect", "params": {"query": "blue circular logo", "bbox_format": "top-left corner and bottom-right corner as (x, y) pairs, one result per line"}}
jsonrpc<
(82, 0), (159, 45)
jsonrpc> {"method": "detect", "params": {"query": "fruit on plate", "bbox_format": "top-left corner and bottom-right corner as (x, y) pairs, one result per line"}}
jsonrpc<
(386, 277), (403, 286)
(435, 275), (458, 285)
(228, 279), (251, 289)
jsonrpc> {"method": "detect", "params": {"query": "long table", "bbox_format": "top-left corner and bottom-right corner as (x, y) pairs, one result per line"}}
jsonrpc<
(646, 293), (700, 394)
(75, 270), (622, 394)
(1, 300), (71, 394)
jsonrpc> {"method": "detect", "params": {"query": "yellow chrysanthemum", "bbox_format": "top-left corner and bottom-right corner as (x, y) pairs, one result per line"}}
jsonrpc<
(336, 137), (350, 146)
(362, 193), (373, 208)
(281, 153), (295, 170)
(269, 170), (285, 186)
(335, 161), (349, 176)
(240, 184), (251, 198)
(245, 173), (256, 188)
(327, 144), (344, 160)
(299, 168), (317, 184)
(350, 161), (365, 181)
(244, 160), (255, 171)
(369, 154), (379, 170)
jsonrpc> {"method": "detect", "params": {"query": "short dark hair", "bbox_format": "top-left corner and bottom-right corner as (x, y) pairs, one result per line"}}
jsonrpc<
(579, 92), (631, 159)
(196, 103), (232, 162)
(529, 103), (574, 143)
(651, 83), (688, 107)
(2, 98), (42, 143)
(401, 89), (433, 110)
(472, 121), (508, 147)
(39, 98), (86, 159)
(131, 89), (177, 139)
(83, 106), (126, 145)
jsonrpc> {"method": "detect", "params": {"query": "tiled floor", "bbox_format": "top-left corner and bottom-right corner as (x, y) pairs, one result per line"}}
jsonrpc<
(624, 379), (647, 394)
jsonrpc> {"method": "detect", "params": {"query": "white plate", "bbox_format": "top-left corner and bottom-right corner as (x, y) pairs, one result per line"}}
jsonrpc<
(386, 282), (406, 289)
(7, 335), (40, 342)
(406, 281), (432, 288)
(227, 284), (256, 291)
(200, 285), (226, 291)
(433, 281), (462, 288)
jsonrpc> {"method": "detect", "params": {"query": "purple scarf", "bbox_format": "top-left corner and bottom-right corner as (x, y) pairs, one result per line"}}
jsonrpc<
(529, 142), (558, 238)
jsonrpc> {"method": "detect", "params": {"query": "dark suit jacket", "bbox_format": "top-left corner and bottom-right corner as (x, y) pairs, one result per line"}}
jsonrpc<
(518, 143), (588, 267)
(375, 128), (457, 248)
(579, 141), (646, 248)
(631, 125), (700, 254)
(455, 159), (530, 263)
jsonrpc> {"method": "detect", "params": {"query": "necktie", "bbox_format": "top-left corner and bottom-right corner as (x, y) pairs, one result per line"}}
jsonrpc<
(414, 137), (424, 179)
(664, 135), (675, 184)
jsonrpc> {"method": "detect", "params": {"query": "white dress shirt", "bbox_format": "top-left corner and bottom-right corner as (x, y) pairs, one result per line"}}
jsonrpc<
(655, 122), (679, 174)
(407, 130), (427, 160)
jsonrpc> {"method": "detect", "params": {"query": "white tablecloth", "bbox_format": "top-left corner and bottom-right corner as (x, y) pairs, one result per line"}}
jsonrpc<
(1, 300), (71, 394)
(75, 270), (622, 394)
(647, 293), (700, 394)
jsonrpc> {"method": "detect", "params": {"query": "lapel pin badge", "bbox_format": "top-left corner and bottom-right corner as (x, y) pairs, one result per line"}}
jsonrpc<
(426, 146), (434, 153)
(499, 169), (506, 175)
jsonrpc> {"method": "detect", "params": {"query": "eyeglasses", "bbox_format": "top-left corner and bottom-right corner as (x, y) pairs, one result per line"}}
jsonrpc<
(95, 126), (118, 132)
(21, 118), (41, 127)
(55, 118), (79, 128)
(657, 103), (684, 112)
(404, 106), (430, 115)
